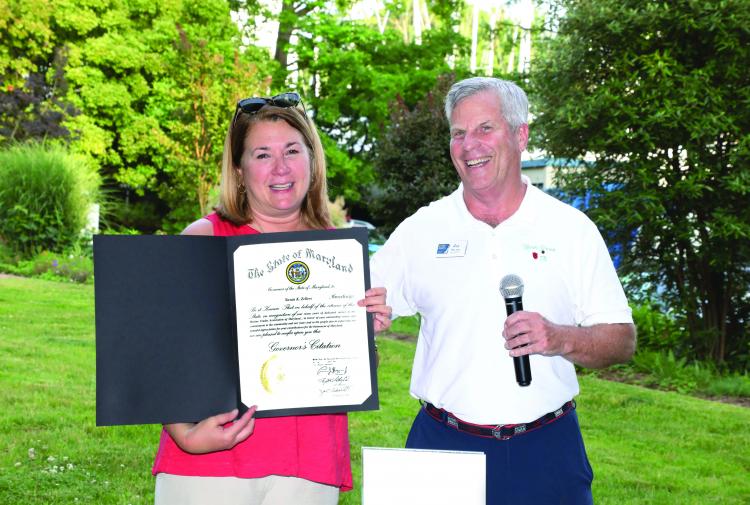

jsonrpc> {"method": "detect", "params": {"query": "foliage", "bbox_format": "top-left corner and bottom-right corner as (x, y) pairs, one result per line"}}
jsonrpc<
(630, 303), (686, 354)
(581, 349), (750, 400)
(295, 16), (464, 157)
(147, 20), (271, 232)
(529, 0), (750, 367)
(0, 0), (79, 144)
(0, 67), (78, 145)
(630, 350), (715, 395)
(600, 348), (750, 400)
(68, 0), (274, 232)
(704, 373), (750, 399)
(290, 14), (467, 206)
(319, 130), (371, 204)
(2, 275), (750, 504)
(0, 248), (94, 284)
(1, 0), (274, 233)
(0, 0), (57, 86)
(370, 73), (457, 235)
(1, 0), (547, 232)
(0, 143), (99, 258)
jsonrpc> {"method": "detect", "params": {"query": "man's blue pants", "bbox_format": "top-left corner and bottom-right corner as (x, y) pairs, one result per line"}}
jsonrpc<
(405, 406), (594, 505)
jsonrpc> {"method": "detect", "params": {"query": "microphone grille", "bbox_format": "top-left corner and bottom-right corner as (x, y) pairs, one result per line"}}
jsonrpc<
(499, 274), (524, 298)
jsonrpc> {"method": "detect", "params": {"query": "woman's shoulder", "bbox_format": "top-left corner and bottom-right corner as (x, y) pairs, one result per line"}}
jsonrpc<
(183, 212), (253, 237)
(181, 217), (214, 236)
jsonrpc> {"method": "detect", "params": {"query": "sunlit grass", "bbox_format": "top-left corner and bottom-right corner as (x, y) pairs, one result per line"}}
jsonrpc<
(1, 276), (749, 504)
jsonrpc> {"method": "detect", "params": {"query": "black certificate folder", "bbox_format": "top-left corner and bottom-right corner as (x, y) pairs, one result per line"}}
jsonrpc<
(94, 228), (379, 426)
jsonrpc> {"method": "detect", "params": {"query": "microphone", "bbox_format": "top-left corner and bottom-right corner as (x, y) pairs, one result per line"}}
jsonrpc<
(500, 274), (531, 387)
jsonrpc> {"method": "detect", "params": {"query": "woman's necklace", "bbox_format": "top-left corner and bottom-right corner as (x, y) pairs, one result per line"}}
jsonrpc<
(248, 221), (264, 233)
(248, 216), (302, 234)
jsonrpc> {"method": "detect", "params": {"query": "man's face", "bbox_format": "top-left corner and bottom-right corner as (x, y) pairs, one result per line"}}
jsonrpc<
(449, 90), (528, 197)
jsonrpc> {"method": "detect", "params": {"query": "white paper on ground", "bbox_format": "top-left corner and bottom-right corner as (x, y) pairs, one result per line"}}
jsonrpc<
(362, 447), (486, 505)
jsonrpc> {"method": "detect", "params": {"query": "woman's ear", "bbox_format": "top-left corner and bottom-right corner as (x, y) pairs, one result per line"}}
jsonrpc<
(234, 167), (245, 193)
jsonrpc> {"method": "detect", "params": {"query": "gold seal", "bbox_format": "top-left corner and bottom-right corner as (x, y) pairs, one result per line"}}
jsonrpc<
(259, 355), (285, 393)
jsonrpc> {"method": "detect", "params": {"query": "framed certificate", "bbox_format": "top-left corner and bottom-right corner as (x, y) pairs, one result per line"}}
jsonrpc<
(229, 232), (375, 417)
(93, 228), (378, 426)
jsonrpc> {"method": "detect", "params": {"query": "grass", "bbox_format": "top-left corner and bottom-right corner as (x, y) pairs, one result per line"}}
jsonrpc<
(1, 276), (749, 504)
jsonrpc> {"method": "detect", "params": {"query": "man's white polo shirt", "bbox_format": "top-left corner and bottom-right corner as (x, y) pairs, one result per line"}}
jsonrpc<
(370, 180), (633, 424)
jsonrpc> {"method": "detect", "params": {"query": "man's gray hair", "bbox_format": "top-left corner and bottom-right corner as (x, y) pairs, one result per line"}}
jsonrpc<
(444, 77), (528, 132)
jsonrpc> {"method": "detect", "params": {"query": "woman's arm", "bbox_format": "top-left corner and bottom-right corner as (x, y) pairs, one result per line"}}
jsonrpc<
(164, 408), (257, 454)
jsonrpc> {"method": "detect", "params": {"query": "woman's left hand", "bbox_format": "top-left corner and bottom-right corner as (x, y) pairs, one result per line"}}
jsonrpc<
(358, 287), (392, 332)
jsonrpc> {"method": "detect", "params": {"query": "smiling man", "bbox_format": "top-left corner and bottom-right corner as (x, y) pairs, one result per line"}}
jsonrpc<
(370, 77), (636, 504)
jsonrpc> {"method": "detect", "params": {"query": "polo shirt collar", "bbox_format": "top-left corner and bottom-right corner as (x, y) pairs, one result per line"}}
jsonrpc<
(452, 175), (538, 229)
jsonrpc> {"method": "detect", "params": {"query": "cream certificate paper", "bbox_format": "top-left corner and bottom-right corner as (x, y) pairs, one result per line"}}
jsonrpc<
(233, 237), (372, 412)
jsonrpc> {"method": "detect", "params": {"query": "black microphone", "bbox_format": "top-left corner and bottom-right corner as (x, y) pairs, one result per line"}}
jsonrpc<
(500, 274), (531, 387)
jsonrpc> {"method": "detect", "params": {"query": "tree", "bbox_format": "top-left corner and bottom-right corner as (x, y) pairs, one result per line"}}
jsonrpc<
(370, 74), (457, 235)
(529, 0), (750, 367)
(291, 13), (466, 206)
(0, 2), (78, 145)
(0, 0), (273, 232)
(142, 17), (271, 230)
(0, 67), (78, 145)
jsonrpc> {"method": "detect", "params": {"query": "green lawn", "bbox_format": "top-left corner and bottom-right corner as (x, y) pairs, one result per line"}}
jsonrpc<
(1, 276), (748, 504)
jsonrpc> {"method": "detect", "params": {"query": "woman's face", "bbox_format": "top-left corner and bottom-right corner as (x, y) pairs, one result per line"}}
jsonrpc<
(238, 119), (312, 220)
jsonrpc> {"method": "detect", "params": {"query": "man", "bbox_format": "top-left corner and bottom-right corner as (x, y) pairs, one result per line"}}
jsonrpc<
(370, 77), (636, 504)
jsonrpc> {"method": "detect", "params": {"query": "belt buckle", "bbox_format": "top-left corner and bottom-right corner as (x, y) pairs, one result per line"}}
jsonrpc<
(492, 424), (526, 440)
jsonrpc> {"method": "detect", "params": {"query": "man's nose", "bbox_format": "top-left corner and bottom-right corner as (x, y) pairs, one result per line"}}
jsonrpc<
(462, 130), (480, 150)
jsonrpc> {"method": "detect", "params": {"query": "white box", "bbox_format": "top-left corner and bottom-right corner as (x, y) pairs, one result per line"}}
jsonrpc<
(362, 447), (486, 505)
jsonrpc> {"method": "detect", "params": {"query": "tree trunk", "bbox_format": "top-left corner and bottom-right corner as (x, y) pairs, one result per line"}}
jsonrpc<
(413, 0), (422, 44)
(470, 3), (479, 73)
(274, 0), (296, 71)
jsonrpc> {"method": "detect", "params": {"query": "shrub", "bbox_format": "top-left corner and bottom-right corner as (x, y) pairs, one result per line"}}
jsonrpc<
(630, 303), (687, 354)
(370, 74), (458, 236)
(704, 373), (750, 398)
(0, 249), (94, 284)
(630, 350), (714, 394)
(0, 143), (99, 257)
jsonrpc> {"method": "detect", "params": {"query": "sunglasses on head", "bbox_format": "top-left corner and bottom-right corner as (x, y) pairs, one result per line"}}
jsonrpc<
(232, 92), (303, 124)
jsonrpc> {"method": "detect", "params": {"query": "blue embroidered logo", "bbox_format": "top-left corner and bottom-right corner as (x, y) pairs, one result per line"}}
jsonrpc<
(436, 244), (450, 254)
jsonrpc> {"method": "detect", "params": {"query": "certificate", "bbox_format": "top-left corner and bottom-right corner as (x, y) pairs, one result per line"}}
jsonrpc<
(232, 235), (375, 416)
(93, 228), (378, 426)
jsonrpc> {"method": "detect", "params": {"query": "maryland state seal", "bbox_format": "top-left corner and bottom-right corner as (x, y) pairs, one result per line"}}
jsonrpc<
(286, 261), (310, 284)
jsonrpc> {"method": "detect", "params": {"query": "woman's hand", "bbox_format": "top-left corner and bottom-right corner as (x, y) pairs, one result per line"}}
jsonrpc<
(358, 287), (392, 332)
(164, 406), (257, 454)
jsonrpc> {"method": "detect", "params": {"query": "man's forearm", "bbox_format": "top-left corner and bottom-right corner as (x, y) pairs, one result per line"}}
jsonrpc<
(560, 323), (636, 369)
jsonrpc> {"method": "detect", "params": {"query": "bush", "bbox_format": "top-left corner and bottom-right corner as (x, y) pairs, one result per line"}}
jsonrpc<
(629, 350), (714, 394)
(370, 74), (458, 236)
(630, 303), (687, 354)
(0, 143), (99, 257)
(0, 244), (94, 284)
(704, 373), (750, 398)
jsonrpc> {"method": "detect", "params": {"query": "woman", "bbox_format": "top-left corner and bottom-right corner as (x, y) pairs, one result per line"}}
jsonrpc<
(152, 92), (391, 504)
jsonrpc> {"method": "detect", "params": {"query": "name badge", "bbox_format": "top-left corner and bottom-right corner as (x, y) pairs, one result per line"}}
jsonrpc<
(435, 241), (468, 258)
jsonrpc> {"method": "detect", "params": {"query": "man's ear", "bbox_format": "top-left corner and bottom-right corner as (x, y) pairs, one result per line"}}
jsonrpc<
(517, 123), (529, 152)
